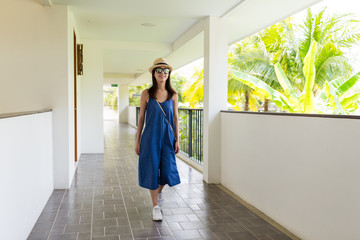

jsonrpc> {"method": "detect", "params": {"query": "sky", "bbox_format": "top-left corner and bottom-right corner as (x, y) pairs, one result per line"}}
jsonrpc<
(307, 0), (360, 16)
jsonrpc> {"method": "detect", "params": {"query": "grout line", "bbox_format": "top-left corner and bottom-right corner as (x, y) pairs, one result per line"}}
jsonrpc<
(216, 184), (300, 240)
(90, 175), (95, 240)
(46, 189), (67, 240)
(171, 160), (262, 240)
(208, 197), (262, 240)
(112, 140), (135, 239)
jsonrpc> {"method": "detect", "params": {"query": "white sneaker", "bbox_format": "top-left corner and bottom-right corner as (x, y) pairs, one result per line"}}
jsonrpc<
(158, 192), (163, 206)
(152, 205), (162, 221)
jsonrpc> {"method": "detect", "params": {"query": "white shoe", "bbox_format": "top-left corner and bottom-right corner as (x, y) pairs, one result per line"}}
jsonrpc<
(158, 192), (163, 206)
(152, 205), (162, 221)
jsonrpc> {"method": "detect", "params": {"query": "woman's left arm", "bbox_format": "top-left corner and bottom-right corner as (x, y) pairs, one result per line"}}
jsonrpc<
(173, 93), (180, 154)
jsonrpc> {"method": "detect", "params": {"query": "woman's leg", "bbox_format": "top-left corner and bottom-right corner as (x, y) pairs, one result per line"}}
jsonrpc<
(158, 184), (165, 193)
(157, 185), (165, 206)
(150, 185), (165, 207)
(150, 189), (158, 207)
(150, 188), (163, 221)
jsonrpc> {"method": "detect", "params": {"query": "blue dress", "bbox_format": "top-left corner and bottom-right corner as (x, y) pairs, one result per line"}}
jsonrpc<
(138, 96), (181, 190)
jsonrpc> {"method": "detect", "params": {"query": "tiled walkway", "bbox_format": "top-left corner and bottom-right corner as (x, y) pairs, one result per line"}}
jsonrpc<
(28, 121), (291, 240)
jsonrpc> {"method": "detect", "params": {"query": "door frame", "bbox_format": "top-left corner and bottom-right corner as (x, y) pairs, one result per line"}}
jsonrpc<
(73, 30), (78, 162)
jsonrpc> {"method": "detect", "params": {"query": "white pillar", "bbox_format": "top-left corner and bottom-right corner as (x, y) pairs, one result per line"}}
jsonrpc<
(118, 84), (129, 123)
(203, 16), (228, 183)
(80, 40), (104, 153)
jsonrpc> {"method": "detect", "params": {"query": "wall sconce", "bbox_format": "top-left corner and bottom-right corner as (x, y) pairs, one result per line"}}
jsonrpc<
(77, 44), (83, 75)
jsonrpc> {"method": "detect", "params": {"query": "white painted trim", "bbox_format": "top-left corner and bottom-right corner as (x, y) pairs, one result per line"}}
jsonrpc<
(221, 0), (247, 18)
(172, 19), (205, 51)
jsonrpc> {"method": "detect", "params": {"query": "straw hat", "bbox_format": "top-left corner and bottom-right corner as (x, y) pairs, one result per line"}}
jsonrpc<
(148, 57), (173, 73)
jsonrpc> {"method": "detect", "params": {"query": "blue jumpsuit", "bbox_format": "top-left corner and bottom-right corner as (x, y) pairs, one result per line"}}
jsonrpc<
(138, 97), (181, 190)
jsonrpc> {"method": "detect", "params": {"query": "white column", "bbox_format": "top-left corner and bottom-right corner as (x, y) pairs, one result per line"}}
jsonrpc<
(118, 84), (129, 123)
(203, 16), (228, 183)
(80, 40), (104, 153)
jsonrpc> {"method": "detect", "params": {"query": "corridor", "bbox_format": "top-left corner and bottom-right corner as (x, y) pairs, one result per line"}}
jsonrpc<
(27, 121), (291, 240)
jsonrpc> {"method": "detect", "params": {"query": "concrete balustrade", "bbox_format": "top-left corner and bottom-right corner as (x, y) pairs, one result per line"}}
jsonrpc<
(221, 111), (360, 240)
(0, 111), (54, 240)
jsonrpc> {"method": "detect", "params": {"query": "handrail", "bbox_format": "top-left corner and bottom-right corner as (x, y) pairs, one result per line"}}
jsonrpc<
(0, 109), (52, 119)
(221, 110), (360, 119)
(178, 107), (203, 111)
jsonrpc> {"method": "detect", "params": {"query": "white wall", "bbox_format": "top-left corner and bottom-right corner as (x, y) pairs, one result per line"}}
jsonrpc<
(0, 112), (53, 240)
(80, 40), (104, 153)
(118, 85), (129, 123)
(221, 112), (360, 240)
(128, 106), (137, 128)
(0, 0), (80, 189)
(0, 0), (67, 114)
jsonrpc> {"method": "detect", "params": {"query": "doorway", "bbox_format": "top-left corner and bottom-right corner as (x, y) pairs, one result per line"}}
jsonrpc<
(103, 85), (118, 121)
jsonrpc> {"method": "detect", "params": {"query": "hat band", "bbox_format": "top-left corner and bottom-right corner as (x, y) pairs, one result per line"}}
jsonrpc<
(155, 62), (169, 66)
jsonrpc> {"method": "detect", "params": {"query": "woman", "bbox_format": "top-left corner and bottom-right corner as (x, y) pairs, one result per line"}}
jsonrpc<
(135, 57), (181, 221)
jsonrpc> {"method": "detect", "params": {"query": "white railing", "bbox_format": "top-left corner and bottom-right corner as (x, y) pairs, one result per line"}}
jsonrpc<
(220, 111), (360, 240)
(0, 110), (53, 240)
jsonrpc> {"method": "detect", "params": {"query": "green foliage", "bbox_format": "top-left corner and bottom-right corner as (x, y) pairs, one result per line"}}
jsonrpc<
(178, 109), (203, 163)
(232, 58), (360, 114)
(103, 87), (118, 108)
(129, 83), (151, 106)
(128, 73), (186, 106)
(170, 73), (187, 103)
(229, 7), (360, 114)
(301, 40), (317, 113)
(182, 68), (204, 107)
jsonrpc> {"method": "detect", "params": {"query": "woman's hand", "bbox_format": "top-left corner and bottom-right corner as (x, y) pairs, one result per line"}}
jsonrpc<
(135, 142), (141, 155)
(174, 140), (180, 154)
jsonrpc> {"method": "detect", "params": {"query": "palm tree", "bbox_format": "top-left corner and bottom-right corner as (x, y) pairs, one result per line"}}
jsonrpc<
(129, 83), (151, 106)
(298, 8), (360, 90)
(230, 8), (360, 114)
(228, 22), (290, 111)
(232, 40), (360, 114)
(182, 67), (204, 108)
(170, 73), (187, 104)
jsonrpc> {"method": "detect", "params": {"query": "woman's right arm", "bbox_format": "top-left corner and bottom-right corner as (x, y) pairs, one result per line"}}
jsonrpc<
(135, 90), (149, 155)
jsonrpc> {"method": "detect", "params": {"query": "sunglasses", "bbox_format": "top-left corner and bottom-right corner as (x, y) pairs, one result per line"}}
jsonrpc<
(155, 68), (170, 74)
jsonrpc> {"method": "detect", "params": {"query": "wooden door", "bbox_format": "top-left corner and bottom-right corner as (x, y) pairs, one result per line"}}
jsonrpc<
(73, 30), (78, 162)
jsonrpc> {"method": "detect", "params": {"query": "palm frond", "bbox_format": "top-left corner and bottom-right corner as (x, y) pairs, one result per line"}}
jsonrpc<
(182, 69), (204, 107)
(315, 41), (352, 86)
(299, 9), (315, 60)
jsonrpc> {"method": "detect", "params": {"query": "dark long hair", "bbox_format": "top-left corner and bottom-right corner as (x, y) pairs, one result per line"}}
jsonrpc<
(148, 69), (177, 100)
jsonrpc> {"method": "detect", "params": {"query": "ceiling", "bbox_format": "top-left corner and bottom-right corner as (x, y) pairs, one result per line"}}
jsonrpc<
(50, 0), (322, 86)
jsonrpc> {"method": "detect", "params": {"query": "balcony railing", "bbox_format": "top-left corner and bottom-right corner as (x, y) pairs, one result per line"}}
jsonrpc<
(178, 108), (203, 164)
(135, 107), (203, 165)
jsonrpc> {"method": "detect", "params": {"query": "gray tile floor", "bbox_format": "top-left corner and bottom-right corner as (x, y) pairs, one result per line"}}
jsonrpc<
(28, 121), (292, 240)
